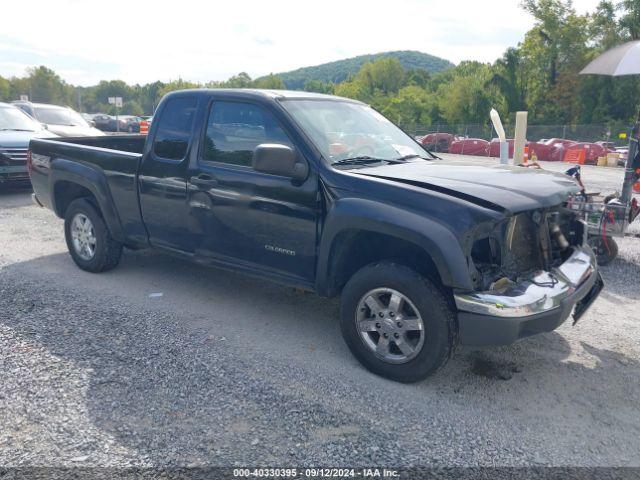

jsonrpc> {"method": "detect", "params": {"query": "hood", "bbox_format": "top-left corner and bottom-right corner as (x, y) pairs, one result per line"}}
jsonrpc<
(355, 162), (579, 213)
(0, 129), (57, 148)
(46, 124), (105, 137)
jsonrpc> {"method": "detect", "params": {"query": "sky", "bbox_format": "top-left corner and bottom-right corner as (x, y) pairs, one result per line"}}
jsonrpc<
(0, 0), (602, 86)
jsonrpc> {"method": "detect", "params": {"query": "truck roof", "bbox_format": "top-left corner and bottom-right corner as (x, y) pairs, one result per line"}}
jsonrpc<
(166, 88), (363, 103)
(12, 101), (72, 109)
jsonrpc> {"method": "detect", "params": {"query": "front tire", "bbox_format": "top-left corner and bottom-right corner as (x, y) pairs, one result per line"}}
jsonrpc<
(588, 236), (618, 266)
(340, 262), (457, 383)
(64, 198), (123, 273)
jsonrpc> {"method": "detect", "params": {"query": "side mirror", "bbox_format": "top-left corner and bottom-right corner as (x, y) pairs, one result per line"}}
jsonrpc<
(252, 143), (309, 181)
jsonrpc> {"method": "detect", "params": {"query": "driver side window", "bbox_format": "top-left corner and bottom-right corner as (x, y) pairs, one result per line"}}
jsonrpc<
(203, 101), (292, 167)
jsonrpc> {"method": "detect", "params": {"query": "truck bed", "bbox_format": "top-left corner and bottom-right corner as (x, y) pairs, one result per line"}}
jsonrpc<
(29, 135), (148, 247)
(57, 134), (147, 154)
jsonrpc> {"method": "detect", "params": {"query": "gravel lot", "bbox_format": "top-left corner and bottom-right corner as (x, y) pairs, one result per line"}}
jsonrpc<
(1, 157), (639, 468)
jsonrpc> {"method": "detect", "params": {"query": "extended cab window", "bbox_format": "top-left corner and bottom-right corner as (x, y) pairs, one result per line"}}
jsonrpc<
(153, 96), (197, 160)
(203, 101), (291, 167)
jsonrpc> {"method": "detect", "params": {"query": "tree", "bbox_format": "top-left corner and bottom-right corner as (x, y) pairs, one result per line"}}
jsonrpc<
(157, 78), (201, 99)
(518, 0), (590, 122)
(15, 66), (73, 105)
(435, 63), (505, 124)
(253, 74), (285, 89)
(619, 0), (640, 39)
(224, 72), (253, 88)
(356, 58), (405, 95)
(491, 48), (527, 114)
(0, 76), (9, 101)
(405, 69), (431, 89)
(590, 1), (622, 48)
(381, 86), (437, 126)
(303, 79), (333, 94)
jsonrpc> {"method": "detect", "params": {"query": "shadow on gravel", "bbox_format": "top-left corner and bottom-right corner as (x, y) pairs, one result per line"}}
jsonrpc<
(599, 257), (640, 301)
(2, 249), (639, 465)
(0, 185), (32, 209)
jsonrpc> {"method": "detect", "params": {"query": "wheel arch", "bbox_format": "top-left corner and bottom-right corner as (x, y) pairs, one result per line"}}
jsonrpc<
(316, 198), (473, 297)
(50, 159), (125, 242)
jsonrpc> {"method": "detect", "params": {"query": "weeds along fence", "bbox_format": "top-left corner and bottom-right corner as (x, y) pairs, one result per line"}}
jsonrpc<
(401, 123), (633, 149)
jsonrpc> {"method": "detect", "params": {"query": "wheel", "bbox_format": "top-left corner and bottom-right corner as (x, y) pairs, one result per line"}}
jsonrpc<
(588, 236), (618, 266)
(340, 262), (457, 383)
(64, 198), (123, 272)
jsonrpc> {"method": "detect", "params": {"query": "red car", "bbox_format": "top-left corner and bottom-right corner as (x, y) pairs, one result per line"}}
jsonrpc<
(420, 133), (457, 153)
(488, 138), (515, 158)
(448, 138), (489, 156)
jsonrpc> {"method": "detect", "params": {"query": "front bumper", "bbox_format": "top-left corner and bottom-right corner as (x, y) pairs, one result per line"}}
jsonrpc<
(0, 165), (29, 183)
(454, 246), (602, 346)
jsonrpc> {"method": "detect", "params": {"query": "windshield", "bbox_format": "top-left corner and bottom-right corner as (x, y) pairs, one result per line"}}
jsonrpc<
(34, 106), (89, 127)
(0, 105), (43, 131)
(281, 100), (425, 164)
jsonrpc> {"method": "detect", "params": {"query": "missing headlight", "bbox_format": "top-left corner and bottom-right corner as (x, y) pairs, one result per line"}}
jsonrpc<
(503, 213), (543, 275)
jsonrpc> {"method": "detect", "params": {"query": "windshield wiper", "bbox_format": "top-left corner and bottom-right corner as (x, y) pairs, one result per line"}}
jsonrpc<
(332, 156), (392, 167)
(0, 128), (35, 132)
(393, 154), (433, 162)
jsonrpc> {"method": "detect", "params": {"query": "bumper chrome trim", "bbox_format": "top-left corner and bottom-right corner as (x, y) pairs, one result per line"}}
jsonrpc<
(454, 246), (597, 318)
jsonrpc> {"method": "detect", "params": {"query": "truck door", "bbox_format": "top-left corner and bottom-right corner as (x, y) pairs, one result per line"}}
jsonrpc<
(138, 95), (198, 252)
(187, 100), (318, 284)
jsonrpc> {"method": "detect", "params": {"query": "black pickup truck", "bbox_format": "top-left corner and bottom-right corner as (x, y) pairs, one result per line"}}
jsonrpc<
(29, 89), (603, 382)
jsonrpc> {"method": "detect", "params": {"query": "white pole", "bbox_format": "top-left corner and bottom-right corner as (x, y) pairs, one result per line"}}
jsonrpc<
(490, 109), (509, 164)
(513, 111), (528, 165)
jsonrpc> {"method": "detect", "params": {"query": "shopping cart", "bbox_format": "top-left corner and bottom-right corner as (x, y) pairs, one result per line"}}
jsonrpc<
(566, 193), (640, 264)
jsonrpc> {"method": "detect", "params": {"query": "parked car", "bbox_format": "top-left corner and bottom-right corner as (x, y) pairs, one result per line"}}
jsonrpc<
(29, 89), (602, 383)
(448, 138), (489, 156)
(526, 140), (558, 161)
(488, 138), (515, 158)
(533, 138), (578, 162)
(420, 133), (457, 153)
(90, 113), (114, 131)
(105, 115), (141, 133)
(120, 115), (142, 133)
(80, 113), (97, 127)
(0, 102), (57, 185)
(12, 101), (104, 137)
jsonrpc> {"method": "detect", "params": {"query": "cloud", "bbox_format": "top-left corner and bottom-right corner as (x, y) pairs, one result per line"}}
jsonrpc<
(0, 0), (602, 86)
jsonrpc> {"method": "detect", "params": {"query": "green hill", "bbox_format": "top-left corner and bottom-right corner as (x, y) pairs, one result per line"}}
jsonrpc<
(269, 51), (455, 90)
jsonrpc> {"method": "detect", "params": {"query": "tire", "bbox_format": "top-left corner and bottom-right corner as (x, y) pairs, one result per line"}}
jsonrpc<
(64, 198), (123, 273)
(588, 236), (618, 266)
(340, 262), (457, 383)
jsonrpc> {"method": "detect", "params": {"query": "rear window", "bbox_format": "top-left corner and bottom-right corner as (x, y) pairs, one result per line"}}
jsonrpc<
(153, 96), (197, 160)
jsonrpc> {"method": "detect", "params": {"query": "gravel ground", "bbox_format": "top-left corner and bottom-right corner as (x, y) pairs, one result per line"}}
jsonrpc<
(0, 157), (639, 468)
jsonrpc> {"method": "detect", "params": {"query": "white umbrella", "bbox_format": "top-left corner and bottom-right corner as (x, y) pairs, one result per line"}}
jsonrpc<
(580, 40), (640, 76)
(580, 40), (640, 204)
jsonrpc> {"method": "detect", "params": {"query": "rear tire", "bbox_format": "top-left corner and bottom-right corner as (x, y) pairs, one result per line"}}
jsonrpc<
(64, 198), (123, 273)
(340, 262), (457, 383)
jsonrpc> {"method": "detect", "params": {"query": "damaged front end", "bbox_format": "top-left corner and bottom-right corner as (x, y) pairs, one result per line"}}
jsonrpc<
(454, 205), (603, 346)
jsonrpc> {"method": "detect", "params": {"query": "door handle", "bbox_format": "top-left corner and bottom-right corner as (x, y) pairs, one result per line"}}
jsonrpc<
(190, 174), (219, 188)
